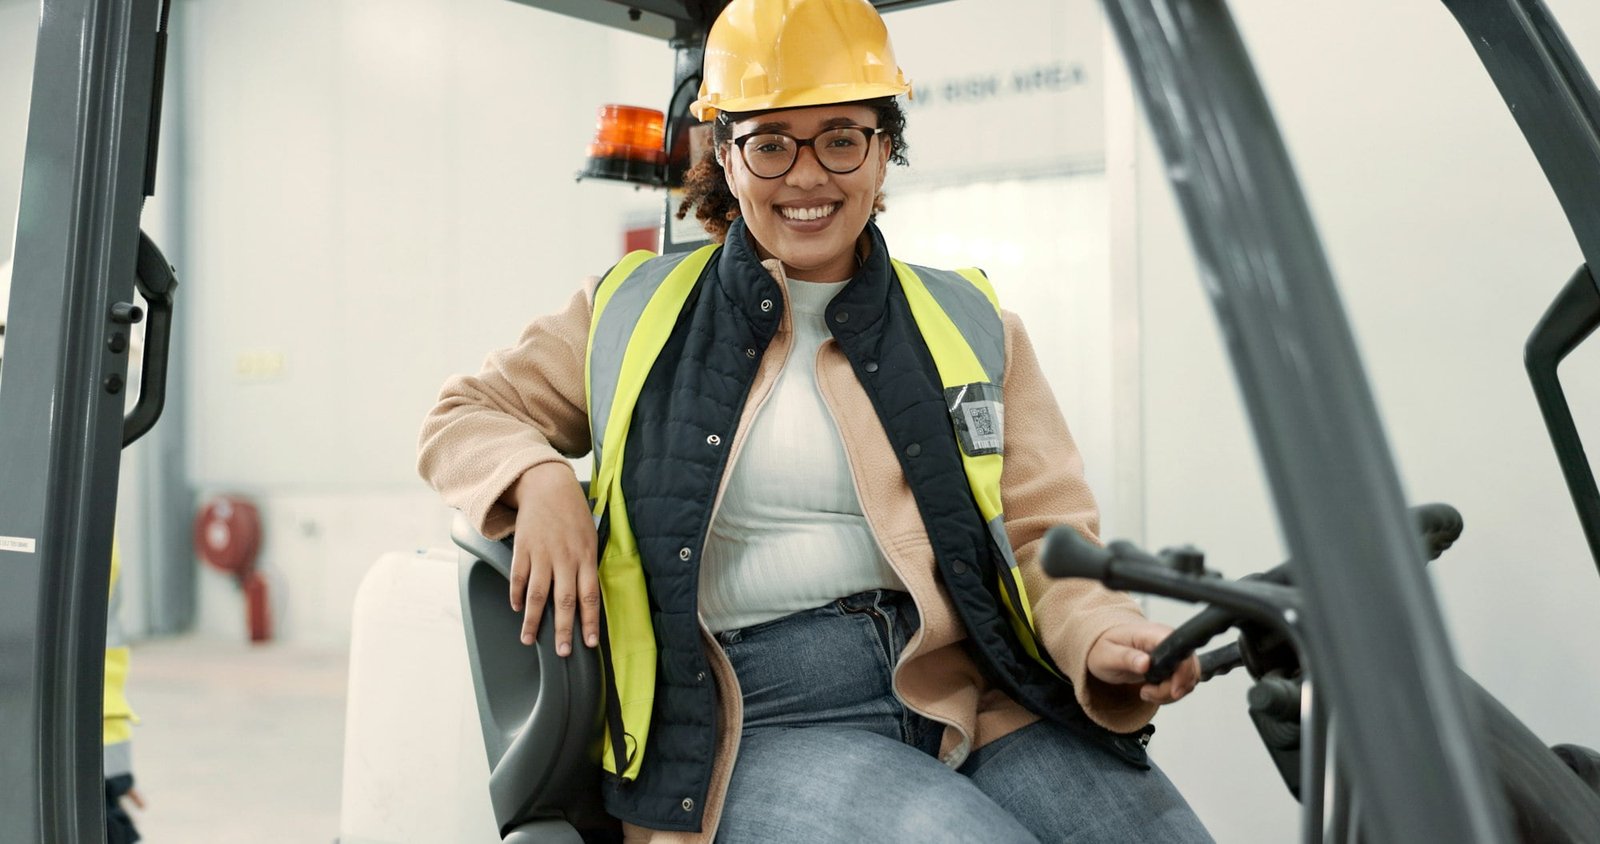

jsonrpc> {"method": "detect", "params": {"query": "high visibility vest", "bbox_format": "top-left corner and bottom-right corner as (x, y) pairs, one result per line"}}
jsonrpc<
(105, 536), (136, 779)
(584, 244), (1062, 781)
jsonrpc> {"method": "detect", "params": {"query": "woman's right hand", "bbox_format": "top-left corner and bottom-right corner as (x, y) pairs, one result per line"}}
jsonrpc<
(506, 462), (600, 655)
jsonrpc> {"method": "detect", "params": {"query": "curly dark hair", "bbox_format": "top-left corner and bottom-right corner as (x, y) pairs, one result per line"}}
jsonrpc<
(675, 97), (910, 243)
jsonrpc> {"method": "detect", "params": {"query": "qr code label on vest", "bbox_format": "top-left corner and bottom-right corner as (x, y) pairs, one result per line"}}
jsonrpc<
(945, 383), (1004, 457)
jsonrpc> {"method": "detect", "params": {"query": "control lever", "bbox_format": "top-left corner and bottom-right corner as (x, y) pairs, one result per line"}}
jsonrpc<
(1040, 528), (1305, 655)
(1141, 503), (1463, 684)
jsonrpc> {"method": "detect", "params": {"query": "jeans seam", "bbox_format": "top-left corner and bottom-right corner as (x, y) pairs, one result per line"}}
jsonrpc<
(844, 598), (926, 747)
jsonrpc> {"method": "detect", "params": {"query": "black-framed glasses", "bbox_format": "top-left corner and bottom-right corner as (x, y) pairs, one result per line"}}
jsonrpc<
(729, 126), (884, 179)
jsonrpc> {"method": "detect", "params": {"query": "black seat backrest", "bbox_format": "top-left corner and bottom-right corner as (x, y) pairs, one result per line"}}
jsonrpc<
(452, 512), (617, 843)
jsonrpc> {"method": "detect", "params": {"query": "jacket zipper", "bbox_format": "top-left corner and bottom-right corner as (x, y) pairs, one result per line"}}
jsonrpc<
(816, 339), (972, 769)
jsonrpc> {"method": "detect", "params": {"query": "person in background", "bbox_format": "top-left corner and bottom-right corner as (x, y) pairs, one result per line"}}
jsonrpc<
(0, 259), (143, 842)
(104, 538), (143, 844)
(418, 1), (1210, 840)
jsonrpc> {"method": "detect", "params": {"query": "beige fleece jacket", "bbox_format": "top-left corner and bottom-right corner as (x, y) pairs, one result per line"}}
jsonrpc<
(417, 258), (1158, 843)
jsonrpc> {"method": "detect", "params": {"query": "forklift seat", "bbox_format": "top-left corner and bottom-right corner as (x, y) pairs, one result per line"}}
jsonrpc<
(452, 513), (619, 843)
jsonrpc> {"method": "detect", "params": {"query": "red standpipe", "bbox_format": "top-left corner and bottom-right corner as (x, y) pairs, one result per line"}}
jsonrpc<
(193, 495), (272, 643)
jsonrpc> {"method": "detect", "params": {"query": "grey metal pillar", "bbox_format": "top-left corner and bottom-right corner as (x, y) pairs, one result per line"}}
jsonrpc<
(0, 0), (166, 840)
(1100, 1), (1509, 841)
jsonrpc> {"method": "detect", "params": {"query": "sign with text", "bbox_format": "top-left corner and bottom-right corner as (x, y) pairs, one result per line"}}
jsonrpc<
(885, 0), (1105, 185)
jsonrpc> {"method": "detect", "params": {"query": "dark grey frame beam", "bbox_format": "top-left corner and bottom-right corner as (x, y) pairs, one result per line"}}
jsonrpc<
(503, 0), (681, 41)
(1442, 0), (1600, 271)
(0, 0), (165, 839)
(1098, 1), (1510, 841)
(504, 0), (955, 41)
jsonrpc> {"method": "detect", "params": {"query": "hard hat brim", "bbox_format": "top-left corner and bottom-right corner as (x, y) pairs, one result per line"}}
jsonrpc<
(691, 81), (912, 122)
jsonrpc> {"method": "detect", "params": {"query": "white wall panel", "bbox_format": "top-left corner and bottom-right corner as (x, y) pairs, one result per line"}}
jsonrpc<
(176, 0), (664, 642)
(0, 0), (35, 265)
(180, 0), (663, 492)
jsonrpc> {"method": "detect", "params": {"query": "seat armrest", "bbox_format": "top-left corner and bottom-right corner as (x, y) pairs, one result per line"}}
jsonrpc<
(453, 512), (613, 841)
(452, 512), (516, 580)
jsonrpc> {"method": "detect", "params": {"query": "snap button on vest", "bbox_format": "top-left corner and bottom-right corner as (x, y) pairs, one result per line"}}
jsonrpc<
(952, 560), (969, 575)
(864, 361), (879, 373)
(681, 798), (695, 812)
(759, 298), (773, 312)
(834, 311), (849, 323)
(745, 347), (757, 358)
(905, 442), (922, 457)
(706, 434), (721, 446)
(678, 547), (692, 561)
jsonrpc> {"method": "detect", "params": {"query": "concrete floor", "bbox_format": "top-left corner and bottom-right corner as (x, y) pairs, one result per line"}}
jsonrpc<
(123, 636), (348, 843)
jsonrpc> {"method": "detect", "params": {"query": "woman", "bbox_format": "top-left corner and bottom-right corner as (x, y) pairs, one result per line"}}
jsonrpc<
(418, 1), (1210, 841)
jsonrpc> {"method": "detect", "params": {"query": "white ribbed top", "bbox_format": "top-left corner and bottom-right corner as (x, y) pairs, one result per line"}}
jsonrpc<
(698, 278), (905, 633)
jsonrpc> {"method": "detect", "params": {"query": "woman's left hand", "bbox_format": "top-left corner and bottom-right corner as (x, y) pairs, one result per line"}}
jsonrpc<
(1087, 622), (1201, 705)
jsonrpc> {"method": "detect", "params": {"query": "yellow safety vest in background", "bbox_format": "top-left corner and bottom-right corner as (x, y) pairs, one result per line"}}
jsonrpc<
(104, 537), (136, 779)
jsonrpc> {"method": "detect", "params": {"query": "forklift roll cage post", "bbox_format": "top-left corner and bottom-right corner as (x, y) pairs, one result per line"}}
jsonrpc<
(4, 0), (1596, 841)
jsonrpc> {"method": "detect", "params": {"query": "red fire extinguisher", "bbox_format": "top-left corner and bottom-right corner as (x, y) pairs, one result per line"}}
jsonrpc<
(193, 496), (272, 642)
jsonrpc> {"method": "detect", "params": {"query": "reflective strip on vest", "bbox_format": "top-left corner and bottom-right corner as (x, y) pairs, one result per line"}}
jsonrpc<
(585, 244), (719, 781)
(587, 249), (660, 474)
(892, 260), (1064, 681)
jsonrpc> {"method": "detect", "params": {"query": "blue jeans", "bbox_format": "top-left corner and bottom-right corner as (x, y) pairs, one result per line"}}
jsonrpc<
(713, 590), (1211, 843)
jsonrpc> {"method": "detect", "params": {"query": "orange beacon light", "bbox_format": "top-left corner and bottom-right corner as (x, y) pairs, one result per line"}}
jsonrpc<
(580, 104), (667, 185)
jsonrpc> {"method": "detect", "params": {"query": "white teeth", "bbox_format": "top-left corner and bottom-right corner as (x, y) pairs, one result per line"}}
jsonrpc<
(780, 204), (838, 222)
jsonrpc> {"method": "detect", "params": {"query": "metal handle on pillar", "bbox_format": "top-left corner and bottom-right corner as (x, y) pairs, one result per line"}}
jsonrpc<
(122, 231), (178, 449)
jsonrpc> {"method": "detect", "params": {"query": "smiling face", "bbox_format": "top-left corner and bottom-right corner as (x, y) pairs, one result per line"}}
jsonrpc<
(722, 104), (889, 282)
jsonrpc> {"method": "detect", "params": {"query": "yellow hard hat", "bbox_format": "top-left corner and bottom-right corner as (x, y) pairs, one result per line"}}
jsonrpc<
(690, 0), (913, 121)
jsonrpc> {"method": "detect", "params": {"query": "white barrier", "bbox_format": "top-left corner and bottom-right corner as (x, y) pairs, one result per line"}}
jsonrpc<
(339, 549), (500, 843)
